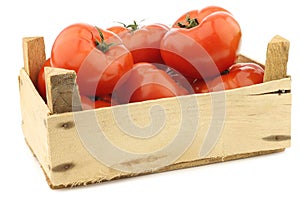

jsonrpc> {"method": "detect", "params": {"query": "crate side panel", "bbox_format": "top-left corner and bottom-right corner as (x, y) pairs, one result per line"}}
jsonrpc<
(46, 77), (291, 188)
(47, 112), (126, 187)
(19, 69), (51, 176)
(46, 94), (217, 187)
(174, 77), (291, 160)
(222, 87), (291, 156)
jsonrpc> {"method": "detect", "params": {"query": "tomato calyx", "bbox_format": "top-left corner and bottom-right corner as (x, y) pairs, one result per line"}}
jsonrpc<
(94, 26), (114, 53)
(177, 14), (199, 29)
(221, 69), (230, 75)
(117, 20), (140, 32)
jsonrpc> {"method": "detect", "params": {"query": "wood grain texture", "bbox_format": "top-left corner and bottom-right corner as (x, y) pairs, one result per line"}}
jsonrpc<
(19, 36), (292, 189)
(264, 35), (290, 82)
(46, 148), (285, 189)
(19, 69), (51, 179)
(44, 67), (82, 114)
(22, 37), (45, 86)
(45, 76), (291, 188)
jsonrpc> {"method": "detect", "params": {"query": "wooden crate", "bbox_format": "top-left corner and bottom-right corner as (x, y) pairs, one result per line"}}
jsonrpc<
(19, 35), (291, 189)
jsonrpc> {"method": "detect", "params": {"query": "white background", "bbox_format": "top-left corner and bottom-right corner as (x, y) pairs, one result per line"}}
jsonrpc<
(0, 0), (299, 199)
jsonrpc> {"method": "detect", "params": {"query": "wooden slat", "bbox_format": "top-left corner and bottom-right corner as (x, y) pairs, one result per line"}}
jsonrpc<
(264, 35), (290, 82)
(19, 69), (51, 180)
(44, 67), (82, 114)
(22, 37), (46, 86)
(19, 35), (292, 189)
(46, 77), (291, 188)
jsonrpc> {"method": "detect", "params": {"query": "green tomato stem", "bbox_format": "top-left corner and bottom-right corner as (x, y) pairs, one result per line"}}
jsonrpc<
(117, 20), (140, 32)
(177, 14), (199, 29)
(94, 26), (111, 53)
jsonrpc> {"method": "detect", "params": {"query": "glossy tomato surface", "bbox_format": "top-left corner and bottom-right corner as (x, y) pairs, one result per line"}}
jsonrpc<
(161, 6), (241, 79)
(192, 63), (264, 93)
(172, 6), (230, 28)
(51, 23), (134, 97)
(113, 62), (189, 104)
(108, 23), (169, 64)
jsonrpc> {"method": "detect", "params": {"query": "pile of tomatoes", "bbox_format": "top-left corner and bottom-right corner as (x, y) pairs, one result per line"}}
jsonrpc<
(36, 6), (264, 110)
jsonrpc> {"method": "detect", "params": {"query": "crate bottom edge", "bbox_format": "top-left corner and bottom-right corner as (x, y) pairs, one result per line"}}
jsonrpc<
(44, 148), (285, 189)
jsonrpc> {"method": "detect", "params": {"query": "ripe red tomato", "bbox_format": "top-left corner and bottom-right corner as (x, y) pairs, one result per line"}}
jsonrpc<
(81, 96), (111, 110)
(191, 79), (207, 94)
(95, 94), (121, 105)
(113, 62), (189, 104)
(94, 99), (111, 108)
(192, 63), (264, 93)
(37, 58), (51, 100)
(108, 22), (169, 64)
(172, 6), (230, 28)
(51, 23), (134, 97)
(161, 6), (241, 79)
(107, 26), (127, 34)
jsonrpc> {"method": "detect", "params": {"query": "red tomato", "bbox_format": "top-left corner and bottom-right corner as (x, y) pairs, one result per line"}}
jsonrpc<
(113, 62), (189, 104)
(51, 23), (134, 97)
(107, 26), (127, 34)
(172, 6), (230, 28)
(161, 6), (242, 79)
(191, 79), (208, 94)
(95, 94), (119, 105)
(95, 99), (111, 108)
(192, 63), (264, 93)
(37, 58), (51, 100)
(81, 96), (111, 110)
(108, 22), (169, 64)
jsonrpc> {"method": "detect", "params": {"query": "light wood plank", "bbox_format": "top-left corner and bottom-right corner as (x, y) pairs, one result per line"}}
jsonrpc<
(44, 67), (82, 114)
(22, 37), (46, 86)
(46, 77), (291, 188)
(19, 36), (292, 189)
(264, 35), (290, 82)
(19, 69), (51, 180)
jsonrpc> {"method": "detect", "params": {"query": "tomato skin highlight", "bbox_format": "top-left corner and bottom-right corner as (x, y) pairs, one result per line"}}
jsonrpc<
(113, 62), (189, 104)
(172, 6), (230, 28)
(161, 7), (241, 80)
(191, 79), (208, 94)
(192, 63), (264, 93)
(37, 58), (51, 101)
(108, 23), (169, 64)
(107, 26), (127, 34)
(51, 23), (134, 97)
